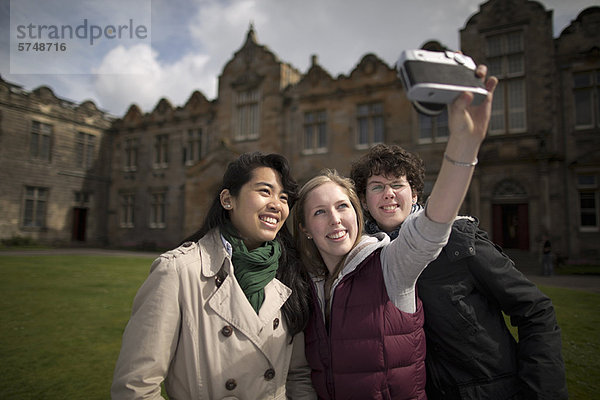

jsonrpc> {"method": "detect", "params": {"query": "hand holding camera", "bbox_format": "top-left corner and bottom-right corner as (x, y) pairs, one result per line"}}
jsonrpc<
(397, 48), (498, 168)
(397, 49), (489, 116)
(402, 50), (498, 225)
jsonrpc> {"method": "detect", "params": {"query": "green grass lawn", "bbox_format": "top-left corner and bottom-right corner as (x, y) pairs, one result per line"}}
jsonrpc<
(0, 255), (154, 400)
(541, 286), (600, 398)
(0, 255), (599, 399)
(502, 285), (600, 398)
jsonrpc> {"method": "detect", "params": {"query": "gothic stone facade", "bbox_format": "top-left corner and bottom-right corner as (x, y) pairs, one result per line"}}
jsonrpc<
(1, 0), (599, 262)
(461, 1), (600, 260)
(0, 81), (113, 246)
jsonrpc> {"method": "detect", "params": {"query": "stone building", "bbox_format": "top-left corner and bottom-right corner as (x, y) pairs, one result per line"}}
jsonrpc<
(108, 93), (214, 249)
(554, 7), (600, 262)
(0, 79), (113, 246)
(457, 0), (561, 255)
(460, 1), (600, 260)
(1, 0), (598, 261)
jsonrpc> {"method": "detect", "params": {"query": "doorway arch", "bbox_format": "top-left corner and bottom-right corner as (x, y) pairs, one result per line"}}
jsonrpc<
(492, 179), (530, 250)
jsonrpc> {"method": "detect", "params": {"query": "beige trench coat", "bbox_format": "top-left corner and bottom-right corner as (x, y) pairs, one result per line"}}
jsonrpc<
(111, 229), (316, 400)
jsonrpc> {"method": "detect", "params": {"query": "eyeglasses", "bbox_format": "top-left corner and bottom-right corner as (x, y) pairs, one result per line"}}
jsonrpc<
(367, 181), (407, 193)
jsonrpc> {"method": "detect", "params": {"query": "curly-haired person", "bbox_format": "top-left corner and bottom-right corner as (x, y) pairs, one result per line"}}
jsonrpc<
(350, 143), (567, 400)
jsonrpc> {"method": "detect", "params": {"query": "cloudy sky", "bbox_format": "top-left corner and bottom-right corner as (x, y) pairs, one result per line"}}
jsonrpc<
(0, 0), (597, 116)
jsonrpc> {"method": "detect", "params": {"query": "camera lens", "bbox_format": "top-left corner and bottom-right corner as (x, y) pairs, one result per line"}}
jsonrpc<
(413, 101), (445, 116)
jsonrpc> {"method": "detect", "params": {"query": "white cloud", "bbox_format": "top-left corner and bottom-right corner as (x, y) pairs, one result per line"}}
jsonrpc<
(185, 0), (269, 91)
(2, 0), (597, 116)
(92, 44), (210, 114)
(189, 0), (267, 52)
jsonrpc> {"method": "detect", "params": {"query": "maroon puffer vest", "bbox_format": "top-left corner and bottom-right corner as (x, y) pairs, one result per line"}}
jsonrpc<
(304, 249), (427, 400)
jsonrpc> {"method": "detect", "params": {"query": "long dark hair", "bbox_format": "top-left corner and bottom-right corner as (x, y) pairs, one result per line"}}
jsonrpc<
(183, 152), (310, 337)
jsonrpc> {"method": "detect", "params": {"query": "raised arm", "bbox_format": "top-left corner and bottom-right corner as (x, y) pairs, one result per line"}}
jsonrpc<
(426, 65), (498, 224)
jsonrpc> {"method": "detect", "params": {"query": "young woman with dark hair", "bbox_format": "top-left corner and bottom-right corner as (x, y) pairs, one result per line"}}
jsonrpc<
(112, 152), (315, 400)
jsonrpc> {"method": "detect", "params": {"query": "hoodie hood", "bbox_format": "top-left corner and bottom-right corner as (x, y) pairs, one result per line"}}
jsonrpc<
(326, 232), (389, 290)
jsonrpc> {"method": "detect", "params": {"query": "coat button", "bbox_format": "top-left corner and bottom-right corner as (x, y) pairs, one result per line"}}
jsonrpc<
(215, 275), (223, 287)
(454, 250), (460, 256)
(221, 325), (233, 337)
(225, 378), (237, 390)
(469, 246), (475, 254)
(264, 368), (276, 380)
(273, 318), (280, 330)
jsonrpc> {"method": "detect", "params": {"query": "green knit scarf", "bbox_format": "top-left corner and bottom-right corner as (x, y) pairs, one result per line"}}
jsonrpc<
(221, 223), (281, 314)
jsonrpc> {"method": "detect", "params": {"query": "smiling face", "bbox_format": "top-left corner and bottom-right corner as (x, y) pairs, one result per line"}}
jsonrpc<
(222, 167), (289, 250)
(301, 181), (358, 273)
(363, 174), (417, 232)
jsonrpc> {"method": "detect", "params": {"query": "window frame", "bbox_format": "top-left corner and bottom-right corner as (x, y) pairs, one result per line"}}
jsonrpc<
(234, 89), (260, 141)
(22, 186), (48, 229)
(183, 128), (203, 165)
(577, 174), (599, 232)
(119, 193), (135, 228)
(302, 110), (328, 155)
(153, 134), (169, 169)
(76, 132), (97, 169)
(573, 70), (600, 130)
(486, 30), (527, 135)
(418, 108), (449, 144)
(124, 137), (139, 172)
(356, 102), (385, 149)
(149, 191), (167, 229)
(30, 120), (53, 161)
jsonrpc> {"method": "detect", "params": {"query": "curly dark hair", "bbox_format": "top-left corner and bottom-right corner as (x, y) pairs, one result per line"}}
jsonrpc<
(350, 144), (425, 202)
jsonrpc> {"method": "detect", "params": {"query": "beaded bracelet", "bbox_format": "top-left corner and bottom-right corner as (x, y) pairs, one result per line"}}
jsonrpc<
(444, 152), (478, 167)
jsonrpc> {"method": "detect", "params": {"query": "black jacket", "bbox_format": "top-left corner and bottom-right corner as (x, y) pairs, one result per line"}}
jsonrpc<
(417, 217), (568, 400)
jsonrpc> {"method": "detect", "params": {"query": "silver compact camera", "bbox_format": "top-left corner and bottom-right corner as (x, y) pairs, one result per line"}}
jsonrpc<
(397, 49), (488, 116)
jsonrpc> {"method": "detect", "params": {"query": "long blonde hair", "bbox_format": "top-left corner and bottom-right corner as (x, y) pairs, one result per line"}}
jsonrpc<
(293, 169), (364, 279)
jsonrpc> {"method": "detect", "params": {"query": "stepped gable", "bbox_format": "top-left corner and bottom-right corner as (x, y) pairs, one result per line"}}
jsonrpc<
(344, 53), (397, 92)
(420, 40), (450, 52)
(77, 100), (99, 113)
(558, 6), (600, 38)
(348, 53), (394, 79)
(24, 84), (113, 125)
(556, 6), (600, 57)
(123, 103), (143, 121)
(293, 54), (335, 92)
(115, 104), (144, 129)
(221, 24), (282, 76)
(30, 85), (62, 106)
(183, 90), (211, 113)
(153, 97), (174, 114)
(150, 97), (174, 123)
(463, 0), (550, 31)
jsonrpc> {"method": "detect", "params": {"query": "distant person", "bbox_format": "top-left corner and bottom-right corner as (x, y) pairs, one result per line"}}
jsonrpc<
(293, 65), (498, 399)
(350, 143), (568, 399)
(542, 237), (554, 276)
(111, 152), (316, 399)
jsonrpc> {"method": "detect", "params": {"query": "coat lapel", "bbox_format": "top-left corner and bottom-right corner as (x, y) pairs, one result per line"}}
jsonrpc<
(202, 229), (292, 363)
(208, 272), (291, 361)
(208, 268), (263, 341)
